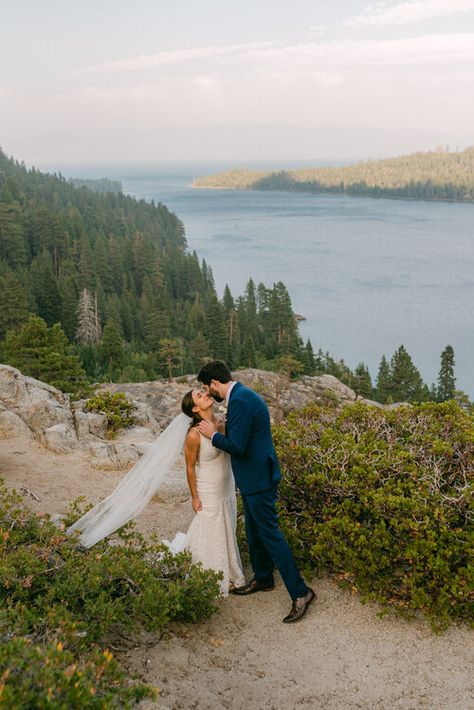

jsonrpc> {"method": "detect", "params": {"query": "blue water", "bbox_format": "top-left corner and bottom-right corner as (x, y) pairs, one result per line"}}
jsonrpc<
(54, 162), (474, 396)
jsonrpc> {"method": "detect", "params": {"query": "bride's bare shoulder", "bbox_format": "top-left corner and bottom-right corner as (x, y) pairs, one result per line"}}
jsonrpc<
(184, 427), (200, 460)
(186, 427), (200, 442)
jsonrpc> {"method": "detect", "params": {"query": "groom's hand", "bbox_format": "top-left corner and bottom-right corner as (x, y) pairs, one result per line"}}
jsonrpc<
(198, 420), (216, 439)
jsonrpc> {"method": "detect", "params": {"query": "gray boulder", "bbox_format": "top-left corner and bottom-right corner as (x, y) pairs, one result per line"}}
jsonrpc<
(42, 423), (78, 453)
(0, 407), (34, 439)
(89, 442), (140, 471)
(0, 365), (30, 406)
(19, 398), (75, 434)
(73, 410), (90, 439)
(85, 412), (108, 439)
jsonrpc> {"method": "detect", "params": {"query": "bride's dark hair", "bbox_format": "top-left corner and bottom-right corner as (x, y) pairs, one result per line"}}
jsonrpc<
(181, 390), (203, 428)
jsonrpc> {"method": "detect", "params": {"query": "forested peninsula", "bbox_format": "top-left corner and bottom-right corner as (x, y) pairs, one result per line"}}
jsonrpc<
(194, 146), (474, 202)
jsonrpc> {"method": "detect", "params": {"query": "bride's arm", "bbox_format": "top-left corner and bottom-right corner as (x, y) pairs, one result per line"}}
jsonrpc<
(184, 428), (202, 513)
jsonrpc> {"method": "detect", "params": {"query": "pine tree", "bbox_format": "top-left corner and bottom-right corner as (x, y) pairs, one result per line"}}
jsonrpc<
(185, 300), (206, 340)
(244, 279), (258, 336)
(3, 315), (88, 395)
(0, 270), (29, 339)
(352, 362), (373, 398)
(302, 339), (316, 375)
(204, 293), (228, 361)
(256, 283), (271, 344)
(222, 285), (234, 316)
(389, 345), (428, 402)
(429, 383), (438, 402)
(100, 319), (124, 378)
(241, 335), (257, 368)
(94, 236), (113, 293)
(77, 343), (99, 380)
(120, 291), (135, 341)
(277, 353), (305, 381)
(269, 281), (300, 355)
(314, 348), (326, 375)
(437, 345), (456, 401)
(375, 355), (391, 403)
(59, 275), (79, 341)
(222, 285), (239, 368)
(189, 333), (211, 370)
(201, 259), (215, 290)
(0, 203), (28, 268)
(159, 338), (182, 381)
(30, 251), (62, 326)
(104, 294), (123, 334)
(79, 236), (95, 290)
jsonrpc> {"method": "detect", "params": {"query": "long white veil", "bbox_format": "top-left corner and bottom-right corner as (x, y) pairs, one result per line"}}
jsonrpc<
(66, 413), (191, 548)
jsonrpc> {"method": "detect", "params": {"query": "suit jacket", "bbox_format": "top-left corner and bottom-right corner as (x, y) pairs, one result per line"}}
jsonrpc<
(211, 382), (281, 495)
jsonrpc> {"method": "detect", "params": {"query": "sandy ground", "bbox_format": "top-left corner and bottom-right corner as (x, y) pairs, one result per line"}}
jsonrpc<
(1, 437), (473, 710)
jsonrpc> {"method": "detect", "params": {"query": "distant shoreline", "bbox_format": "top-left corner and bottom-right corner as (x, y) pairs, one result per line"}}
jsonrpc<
(192, 182), (474, 204)
(192, 147), (474, 204)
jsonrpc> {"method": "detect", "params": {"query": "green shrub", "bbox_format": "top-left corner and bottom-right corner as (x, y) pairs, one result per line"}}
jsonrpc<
(85, 391), (136, 438)
(273, 401), (474, 629)
(0, 483), (221, 707)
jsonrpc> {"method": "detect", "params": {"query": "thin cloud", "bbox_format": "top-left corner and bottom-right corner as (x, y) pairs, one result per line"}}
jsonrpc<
(77, 33), (474, 83)
(76, 41), (275, 75)
(347, 0), (474, 27)
(68, 32), (473, 124)
(237, 33), (474, 69)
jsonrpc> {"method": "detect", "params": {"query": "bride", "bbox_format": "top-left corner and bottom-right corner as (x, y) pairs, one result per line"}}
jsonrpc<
(67, 389), (245, 596)
(176, 389), (245, 594)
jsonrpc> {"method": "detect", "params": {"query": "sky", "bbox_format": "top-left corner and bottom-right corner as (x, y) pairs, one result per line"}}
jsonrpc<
(1, 0), (474, 164)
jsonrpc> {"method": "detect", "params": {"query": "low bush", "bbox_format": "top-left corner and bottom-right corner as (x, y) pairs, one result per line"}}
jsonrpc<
(273, 401), (474, 629)
(85, 391), (136, 438)
(0, 483), (221, 707)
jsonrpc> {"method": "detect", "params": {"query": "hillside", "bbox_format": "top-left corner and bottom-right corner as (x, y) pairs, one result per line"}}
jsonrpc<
(0, 150), (306, 383)
(1, 363), (472, 709)
(194, 146), (474, 202)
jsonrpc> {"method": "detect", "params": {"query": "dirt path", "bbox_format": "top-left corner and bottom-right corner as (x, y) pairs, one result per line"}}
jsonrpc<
(2, 437), (473, 710)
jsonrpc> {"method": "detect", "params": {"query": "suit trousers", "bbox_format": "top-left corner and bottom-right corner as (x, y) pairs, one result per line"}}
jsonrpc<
(241, 484), (307, 601)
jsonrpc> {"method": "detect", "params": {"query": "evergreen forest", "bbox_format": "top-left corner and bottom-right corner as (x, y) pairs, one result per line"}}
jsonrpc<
(0, 150), (308, 385)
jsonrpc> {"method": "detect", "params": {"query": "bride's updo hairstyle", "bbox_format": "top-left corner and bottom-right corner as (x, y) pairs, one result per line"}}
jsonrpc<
(181, 390), (202, 428)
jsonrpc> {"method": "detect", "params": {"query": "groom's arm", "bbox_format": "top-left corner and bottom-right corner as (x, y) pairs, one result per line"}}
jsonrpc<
(212, 397), (252, 456)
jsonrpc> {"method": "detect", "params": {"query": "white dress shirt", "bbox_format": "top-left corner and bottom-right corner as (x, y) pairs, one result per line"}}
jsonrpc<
(225, 380), (237, 405)
(211, 381), (236, 444)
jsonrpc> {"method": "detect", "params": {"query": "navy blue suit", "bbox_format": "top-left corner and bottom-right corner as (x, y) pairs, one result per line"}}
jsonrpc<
(212, 382), (307, 600)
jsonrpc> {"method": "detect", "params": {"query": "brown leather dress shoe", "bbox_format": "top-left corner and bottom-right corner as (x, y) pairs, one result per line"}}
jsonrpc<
(231, 578), (275, 595)
(282, 587), (316, 623)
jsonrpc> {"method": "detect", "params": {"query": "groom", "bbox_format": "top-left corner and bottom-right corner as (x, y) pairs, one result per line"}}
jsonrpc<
(197, 360), (315, 623)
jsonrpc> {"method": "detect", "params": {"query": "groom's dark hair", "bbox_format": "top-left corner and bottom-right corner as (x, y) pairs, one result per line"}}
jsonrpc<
(197, 360), (232, 385)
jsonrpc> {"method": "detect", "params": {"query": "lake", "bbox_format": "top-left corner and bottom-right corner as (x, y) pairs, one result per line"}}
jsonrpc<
(57, 162), (474, 396)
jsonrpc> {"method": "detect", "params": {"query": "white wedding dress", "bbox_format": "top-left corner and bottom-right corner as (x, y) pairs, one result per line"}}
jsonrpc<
(164, 433), (245, 596)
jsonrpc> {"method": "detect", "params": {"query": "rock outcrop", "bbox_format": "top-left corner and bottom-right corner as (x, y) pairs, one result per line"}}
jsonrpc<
(0, 365), (161, 467)
(103, 368), (375, 425)
(0, 363), (404, 470)
(0, 366), (78, 453)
